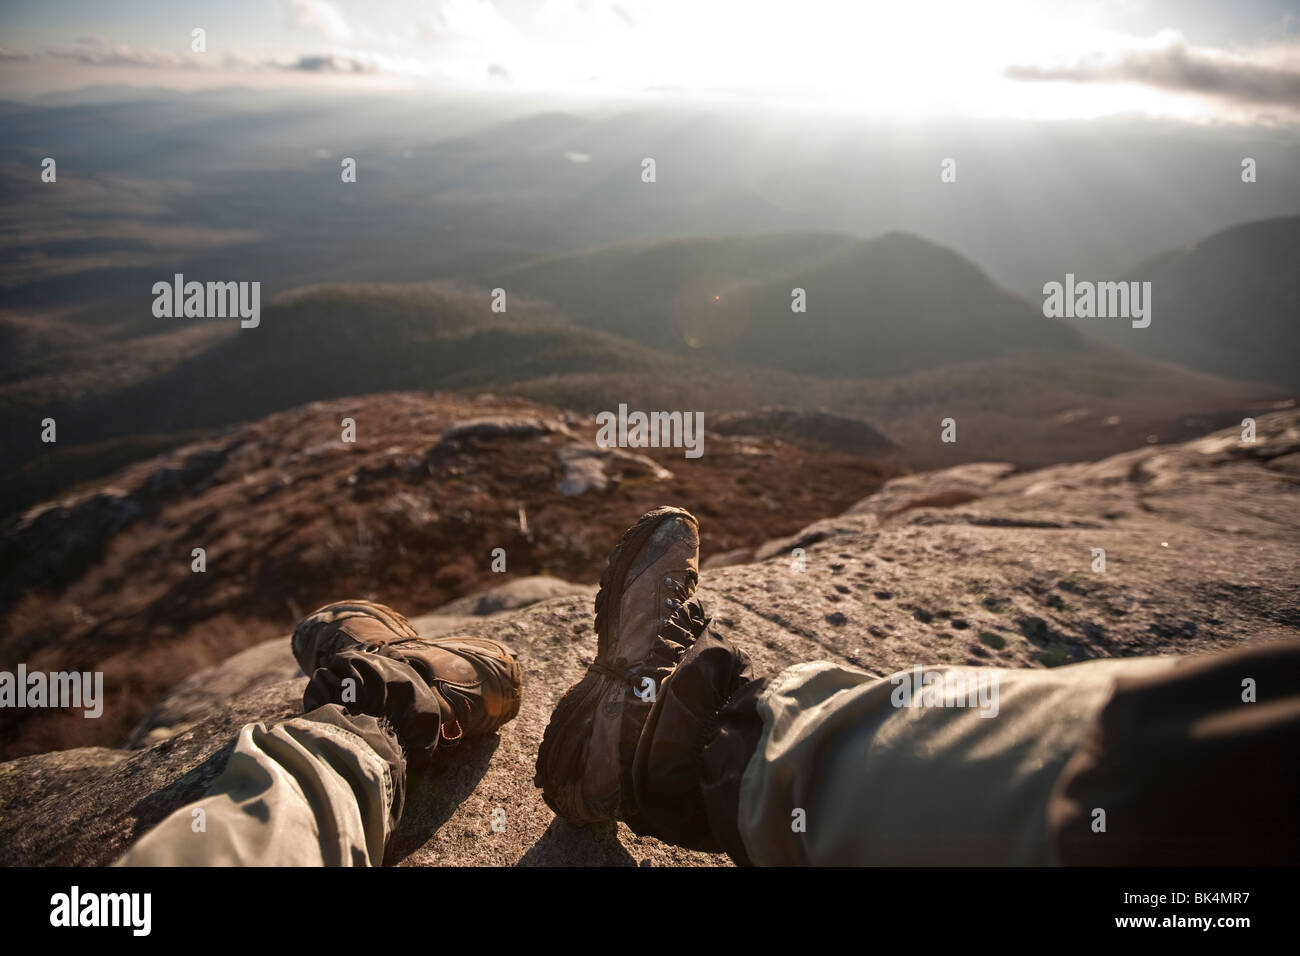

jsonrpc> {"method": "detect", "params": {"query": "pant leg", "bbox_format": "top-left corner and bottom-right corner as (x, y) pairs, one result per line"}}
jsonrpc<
(1049, 641), (1300, 864)
(735, 656), (1178, 865)
(629, 628), (1172, 864)
(115, 704), (404, 867)
(733, 642), (1300, 865)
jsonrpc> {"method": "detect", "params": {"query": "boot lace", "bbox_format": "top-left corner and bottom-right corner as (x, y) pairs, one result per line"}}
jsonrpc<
(591, 572), (705, 687)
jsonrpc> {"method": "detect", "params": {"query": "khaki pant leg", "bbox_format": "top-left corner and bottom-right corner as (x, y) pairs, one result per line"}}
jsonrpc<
(116, 715), (396, 867)
(736, 656), (1178, 865)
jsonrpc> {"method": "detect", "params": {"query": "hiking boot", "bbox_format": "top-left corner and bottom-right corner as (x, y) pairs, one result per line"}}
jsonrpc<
(293, 600), (522, 743)
(535, 506), (708, 825)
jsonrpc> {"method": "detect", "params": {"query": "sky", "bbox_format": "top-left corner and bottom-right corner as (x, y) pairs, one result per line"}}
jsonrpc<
(1, 0), (1299, 123)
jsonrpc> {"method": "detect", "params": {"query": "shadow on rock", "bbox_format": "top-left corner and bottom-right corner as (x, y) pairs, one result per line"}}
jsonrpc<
(384, 733), (501, 865)
(515, 817), (637, 866)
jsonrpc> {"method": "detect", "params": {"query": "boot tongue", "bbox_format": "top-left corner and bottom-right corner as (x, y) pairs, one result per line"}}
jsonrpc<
(662, 596), (708, 645)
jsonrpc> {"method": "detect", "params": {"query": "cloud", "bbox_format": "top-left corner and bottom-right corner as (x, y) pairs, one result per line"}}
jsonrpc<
(1006, 32), (1300, 109)
(279, 52), (377, 73)
(11, 41), (198, 70)
(280, 0), (354, 41)
(3, 36), (387, 78)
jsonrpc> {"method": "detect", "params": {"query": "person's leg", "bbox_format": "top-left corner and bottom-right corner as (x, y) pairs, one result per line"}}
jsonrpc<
(536, 507), (1300, 866)
(118, 600), (522, 867)
(1049, 640), (1300, 865)
(116, 702), (408, 866)
(628, 632), (1300, 865)
(651, 641), (1174, 865)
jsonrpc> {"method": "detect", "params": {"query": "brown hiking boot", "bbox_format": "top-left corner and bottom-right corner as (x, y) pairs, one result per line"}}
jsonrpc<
(293, 600), (523, 742)
(535, 506), (709, 825)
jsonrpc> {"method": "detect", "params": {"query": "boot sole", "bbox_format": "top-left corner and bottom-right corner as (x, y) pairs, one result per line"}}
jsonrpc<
(593, 505), (699, 658)
(291, 599), (420, 673)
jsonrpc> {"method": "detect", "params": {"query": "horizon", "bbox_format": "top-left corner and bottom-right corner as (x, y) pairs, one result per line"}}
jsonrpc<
(1, 0), (1298, 126)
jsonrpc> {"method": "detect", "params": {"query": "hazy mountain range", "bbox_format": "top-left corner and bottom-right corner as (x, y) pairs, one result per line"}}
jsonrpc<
(1, 224), (1288, 521)
(1090, 215), (1299, 390)
(0, 91), (1295, 520)
(3, 90), (1298, 306)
